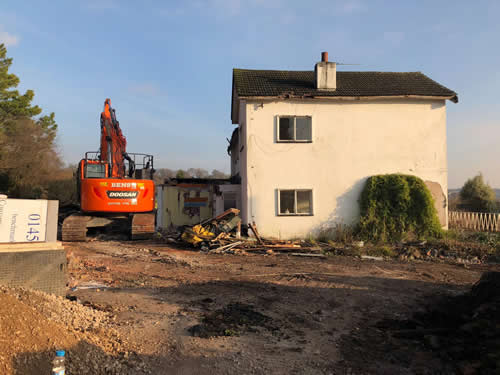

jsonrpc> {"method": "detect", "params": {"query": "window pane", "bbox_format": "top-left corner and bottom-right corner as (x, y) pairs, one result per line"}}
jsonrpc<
(296, 117), (311, 141)
(297, 190), (312, 214)
(85, 163), (106, 178)
(279, 117), (294, 141)
(280, 190), (295, 214)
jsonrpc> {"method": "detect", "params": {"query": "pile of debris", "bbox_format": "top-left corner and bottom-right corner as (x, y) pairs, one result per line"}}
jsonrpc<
(0, 286), (150, 375)
(338, 271), (500, 374)
(382, 271), (500, 373)
(162, 209), (324, 257)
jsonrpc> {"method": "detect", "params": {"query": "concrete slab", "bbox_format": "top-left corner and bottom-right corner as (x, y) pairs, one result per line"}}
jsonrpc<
(0, 242), (66, 296)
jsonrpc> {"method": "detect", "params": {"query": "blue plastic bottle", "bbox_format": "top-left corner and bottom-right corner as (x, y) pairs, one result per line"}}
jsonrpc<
(52, 350), (66, 375)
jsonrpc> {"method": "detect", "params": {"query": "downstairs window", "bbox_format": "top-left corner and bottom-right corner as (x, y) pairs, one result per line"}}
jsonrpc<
(278, 189), (313, 215)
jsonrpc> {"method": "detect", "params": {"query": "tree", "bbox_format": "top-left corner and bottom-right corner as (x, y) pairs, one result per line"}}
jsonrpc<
(187, 168), (209, 178)
(0, 117), (61, 197)
(0, 44), (57, 138)
(176, 169), (186, 178)
(210, 169), (229, 179)
(154, 168), (176, 185)
(459, 173), (497, 212)
(0, 44), (60, 198)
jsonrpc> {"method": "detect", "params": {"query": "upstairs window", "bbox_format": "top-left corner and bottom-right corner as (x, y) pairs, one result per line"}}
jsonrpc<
(277, 116), (312, 142)
(278, 189), (313, 215)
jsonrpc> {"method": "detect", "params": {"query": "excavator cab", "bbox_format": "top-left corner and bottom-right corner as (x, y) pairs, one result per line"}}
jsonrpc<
(82, 159), (108, 179)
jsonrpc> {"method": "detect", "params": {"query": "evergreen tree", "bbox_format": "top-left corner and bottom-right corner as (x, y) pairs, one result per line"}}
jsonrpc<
(0, 43), (60, 197)
(0, 43), (57, 137)
(460, 173), (497, 212)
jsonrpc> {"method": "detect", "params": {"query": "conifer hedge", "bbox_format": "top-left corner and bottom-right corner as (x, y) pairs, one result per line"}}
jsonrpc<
(358, 174), (442, 242)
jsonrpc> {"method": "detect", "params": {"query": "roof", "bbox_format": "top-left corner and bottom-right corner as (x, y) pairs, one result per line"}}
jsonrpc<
(233, 69), (458, 102)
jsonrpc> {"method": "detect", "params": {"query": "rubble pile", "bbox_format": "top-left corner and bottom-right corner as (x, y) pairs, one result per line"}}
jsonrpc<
(162, 209), (324, 256)
(163, 210), (499, 264)
(0, 287), (150, 375)
(11, 287), (111, 332)
(385, 271), (500, 373)
(396, 245), (482, 264)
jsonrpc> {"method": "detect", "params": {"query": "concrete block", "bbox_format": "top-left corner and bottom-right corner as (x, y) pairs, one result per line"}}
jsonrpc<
(0, 242), (67, 295)
(0, 198), (59, 243)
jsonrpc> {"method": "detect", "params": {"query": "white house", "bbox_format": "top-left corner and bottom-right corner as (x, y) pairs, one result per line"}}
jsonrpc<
(229, 52), (458, 239)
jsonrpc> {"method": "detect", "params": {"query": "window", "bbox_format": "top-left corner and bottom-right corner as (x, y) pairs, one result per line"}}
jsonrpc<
(85, 163), (106, 178)
(277, 116), (312, 142)
(278, 189), (313, 215)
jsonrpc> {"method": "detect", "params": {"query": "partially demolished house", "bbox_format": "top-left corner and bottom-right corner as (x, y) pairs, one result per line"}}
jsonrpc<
(229, 52), (458, 239)
(156, 178), (240, 231)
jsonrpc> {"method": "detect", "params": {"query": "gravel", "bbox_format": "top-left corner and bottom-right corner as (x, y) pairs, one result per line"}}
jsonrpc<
(0, 286), (151, 375)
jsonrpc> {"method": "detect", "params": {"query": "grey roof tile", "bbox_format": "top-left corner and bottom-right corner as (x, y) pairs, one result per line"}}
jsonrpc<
(233, 69), (457, 101)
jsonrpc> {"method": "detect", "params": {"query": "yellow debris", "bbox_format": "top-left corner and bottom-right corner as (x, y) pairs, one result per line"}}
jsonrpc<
(181, 224), (215, 245)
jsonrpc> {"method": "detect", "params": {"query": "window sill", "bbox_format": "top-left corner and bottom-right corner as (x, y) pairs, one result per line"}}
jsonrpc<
(276, 140), (312, 143)
(277, 213), (313, 217)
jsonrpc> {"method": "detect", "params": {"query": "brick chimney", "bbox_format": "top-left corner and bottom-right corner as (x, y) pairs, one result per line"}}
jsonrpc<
(315, 51), (336, 90)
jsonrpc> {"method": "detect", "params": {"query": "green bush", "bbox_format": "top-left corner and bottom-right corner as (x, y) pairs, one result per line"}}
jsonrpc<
(459, 173), (497, 212)
(358, 174), (442, 242)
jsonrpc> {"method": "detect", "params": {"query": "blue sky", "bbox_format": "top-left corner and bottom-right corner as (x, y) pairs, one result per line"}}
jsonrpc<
(1, 0), (499, 188)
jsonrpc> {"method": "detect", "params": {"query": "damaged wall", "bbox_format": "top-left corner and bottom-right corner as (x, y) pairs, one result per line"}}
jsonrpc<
(157, 184), (213, 231)
(156, 183), (242, 231)
(237, 98), (448, 239)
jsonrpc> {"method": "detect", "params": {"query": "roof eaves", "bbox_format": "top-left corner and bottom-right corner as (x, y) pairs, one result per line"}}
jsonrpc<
(239, 94), (459, 102)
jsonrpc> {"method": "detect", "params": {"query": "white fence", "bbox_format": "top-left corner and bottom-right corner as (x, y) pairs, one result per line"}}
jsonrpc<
(448, 211), (500, 232)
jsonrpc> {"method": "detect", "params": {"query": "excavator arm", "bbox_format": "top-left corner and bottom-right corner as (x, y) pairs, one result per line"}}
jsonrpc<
(100, 98), (134, 178)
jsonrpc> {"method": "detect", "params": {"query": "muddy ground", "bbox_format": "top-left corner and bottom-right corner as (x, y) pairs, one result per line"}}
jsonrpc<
(62, 240), (499, 374)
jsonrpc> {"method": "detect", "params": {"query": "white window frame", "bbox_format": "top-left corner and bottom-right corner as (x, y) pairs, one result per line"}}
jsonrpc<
(276, 115), (312, 143)
(277, 189), (313, 216)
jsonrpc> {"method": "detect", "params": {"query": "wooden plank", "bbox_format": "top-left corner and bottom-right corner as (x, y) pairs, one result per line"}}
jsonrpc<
(248, 222), (264, 245)
(264, 244), (301, 248)
(211, 241), (243, 252)
(289, 253), (326, 258)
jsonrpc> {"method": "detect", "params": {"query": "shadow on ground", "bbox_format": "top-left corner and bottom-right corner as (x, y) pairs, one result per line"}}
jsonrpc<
(62, 272), (473, 374)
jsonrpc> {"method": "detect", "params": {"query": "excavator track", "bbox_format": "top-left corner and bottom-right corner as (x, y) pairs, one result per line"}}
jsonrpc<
(62, 214), (90, 242)
(131, 213), (156, 240)
(63, 212), (155, 241)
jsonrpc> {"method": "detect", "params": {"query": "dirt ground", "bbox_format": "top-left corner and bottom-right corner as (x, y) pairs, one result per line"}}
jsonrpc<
(52, 239), (498, 374)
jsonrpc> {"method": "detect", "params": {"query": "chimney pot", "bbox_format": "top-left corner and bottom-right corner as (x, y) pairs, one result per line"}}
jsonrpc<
(321, 51), (328, 62)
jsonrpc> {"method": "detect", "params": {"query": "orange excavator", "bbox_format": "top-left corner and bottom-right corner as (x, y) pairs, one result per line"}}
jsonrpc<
(62, 99), (156, 241)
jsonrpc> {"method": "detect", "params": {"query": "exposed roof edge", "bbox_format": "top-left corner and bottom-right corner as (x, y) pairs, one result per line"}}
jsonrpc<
(239, 94), (459, 103)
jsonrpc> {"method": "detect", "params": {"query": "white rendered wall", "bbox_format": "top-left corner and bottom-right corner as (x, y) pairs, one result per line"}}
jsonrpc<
(237, 98), (448, 239)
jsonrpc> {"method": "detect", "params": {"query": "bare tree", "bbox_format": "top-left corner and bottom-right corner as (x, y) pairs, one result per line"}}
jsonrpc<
(210, 169), (229, 179)
(187, 168), (209, 178)
(154, 168), (176, 184)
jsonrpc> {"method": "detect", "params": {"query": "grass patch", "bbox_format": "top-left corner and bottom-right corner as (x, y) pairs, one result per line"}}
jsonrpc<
(315, 223), (355, 244)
